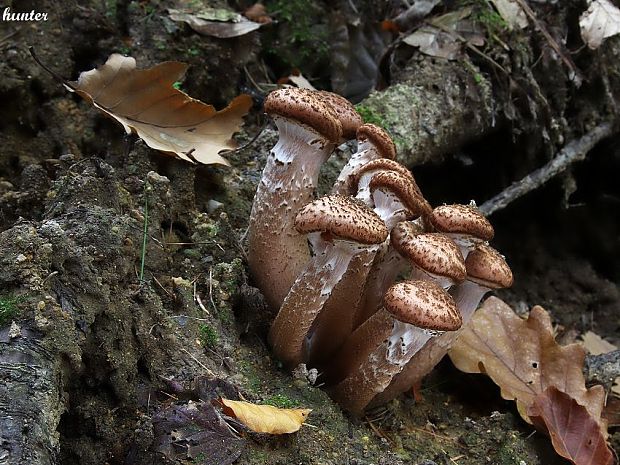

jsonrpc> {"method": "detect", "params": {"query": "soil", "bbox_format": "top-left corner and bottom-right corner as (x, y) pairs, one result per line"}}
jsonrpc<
(1, 1), (619, 465)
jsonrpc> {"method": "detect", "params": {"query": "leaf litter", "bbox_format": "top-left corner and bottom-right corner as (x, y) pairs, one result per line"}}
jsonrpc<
(67, 54), (252, 165)
(449, 297), (613, 464)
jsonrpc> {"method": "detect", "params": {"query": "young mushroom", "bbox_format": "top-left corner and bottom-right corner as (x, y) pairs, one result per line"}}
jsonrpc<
(369, 243), (513, 407)
(428, 203), (494, 258)
(247, 88), (343, 310)
(390, 223), (466, 289)
(354, 222), (465, 328)
(268, 194), (388, 368)
(332, 124), (397, 195)
(328, 280), (462, 414)
(307, 170), (429, 367)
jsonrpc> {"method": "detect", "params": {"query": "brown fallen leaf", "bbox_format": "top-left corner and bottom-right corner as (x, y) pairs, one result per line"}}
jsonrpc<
(243, 3), (272, 24)
(216, 398), (311, 434)
(528, 387), (613, 465)
(449, 297), (606, 425)
(68, 54), (252, 165)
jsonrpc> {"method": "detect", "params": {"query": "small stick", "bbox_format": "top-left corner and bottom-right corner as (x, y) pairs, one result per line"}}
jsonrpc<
(479, 121), (615, 216)
(512, 0), (583, 86)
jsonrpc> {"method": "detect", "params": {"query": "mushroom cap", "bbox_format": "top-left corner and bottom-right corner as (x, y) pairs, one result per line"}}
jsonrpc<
(356, 124), (397, 160)
(384, 280), (462, 331)
(465, 244), (513, 289)
(348, 158), (420, 194)
(294, 194), (388, 244)
(391, 223), (466, 282)
(264, 88), (342, 142)
(429, 204), (494, 241)
(317, 91), (363, 139)
(369, 171), (432, 218)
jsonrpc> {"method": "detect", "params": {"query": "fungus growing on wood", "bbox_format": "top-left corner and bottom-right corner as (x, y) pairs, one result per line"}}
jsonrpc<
(332, 124), (397, 194)
(371, 243), (513, 407)
(268, 194), (388, 368)
(429, 203), (494, 257)
(307, 169), (426, 367)
(247, 88), (343, 310)
(328, 280), (461, 414)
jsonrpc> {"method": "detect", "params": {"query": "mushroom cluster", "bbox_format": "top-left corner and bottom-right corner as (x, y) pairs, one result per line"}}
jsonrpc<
(248, 88), (513, 415)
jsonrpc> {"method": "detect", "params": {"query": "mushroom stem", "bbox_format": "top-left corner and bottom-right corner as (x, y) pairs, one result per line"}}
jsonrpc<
(327, 281), (461, 414)
(268, 195), (387, 368)
(248, 115), (339, 311)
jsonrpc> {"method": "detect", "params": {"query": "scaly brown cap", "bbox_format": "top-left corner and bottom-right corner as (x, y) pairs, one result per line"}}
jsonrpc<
(391, 223), (466, 282)
(264, 88), (342, 142)
(429, 204), (494, 241)
(317, 91), (363, 140)
(465, 244), (513, 289)
(348, 158), (421, 195)
(384, 280), (462, 331)
(356, 124), (397, 160)
(294, 194), (388, 244)
(369, 171), (431, 218)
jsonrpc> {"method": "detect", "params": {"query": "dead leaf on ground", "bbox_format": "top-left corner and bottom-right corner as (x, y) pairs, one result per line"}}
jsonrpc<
(489, 0), (528, 30)
(580, 0), (620, 49)
(168, 8), (262, 38)
(68, 54), (252, 165)
(215, 398), (311, 434)
(279, 70), (316, 90)
(449, 297), (606, 425)
(528, 387), (613, 465)
(403, 8), (484, 60)
(152, 400), (244, 464)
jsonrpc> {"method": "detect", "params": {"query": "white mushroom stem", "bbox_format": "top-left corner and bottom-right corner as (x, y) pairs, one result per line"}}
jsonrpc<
(328, 313), (440, 414)
(269, 238), (377, 368)
(445, 233), (485, 259)
(332, 141), (381, 194)
(248, 118), (335, 310)
(367, 281), (492, 408)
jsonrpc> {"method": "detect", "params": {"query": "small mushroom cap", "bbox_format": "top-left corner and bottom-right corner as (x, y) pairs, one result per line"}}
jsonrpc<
(369, 171), (432, 218)
(317, 91), (363, 139)
(348, 158), (420, 194)
(429, 204), (494, 241)
(264, 88), (342, 142)
(465, 244), (513, 289)
(294, 194), (388, 244)
(391, 223), (466, 282)
(356, 124), (397, 160)
(384, 280), (462, 331)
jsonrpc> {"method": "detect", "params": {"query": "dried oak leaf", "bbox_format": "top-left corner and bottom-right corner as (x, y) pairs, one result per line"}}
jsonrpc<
(449, 297), (606, 425)
(215, 398), (311, 434)
(580, 0), (620, 49)
(68, 54), (252, 165)
(527, 387), (613, 465)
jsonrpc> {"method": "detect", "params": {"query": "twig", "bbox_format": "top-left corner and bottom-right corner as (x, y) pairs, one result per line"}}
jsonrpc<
(208, 267), (218, 313)
(181, 348), (215, 377)
(219, 120), (268, 155)
(479, 121), (615, 216)
(512, 0), (583, 86)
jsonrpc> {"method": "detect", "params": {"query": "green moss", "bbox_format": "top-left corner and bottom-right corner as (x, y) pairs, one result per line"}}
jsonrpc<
(198, 323), (219, 348)
(355, 104), (388, 127)
(0, 295), (22, 327)
(264, 393), (297, 409)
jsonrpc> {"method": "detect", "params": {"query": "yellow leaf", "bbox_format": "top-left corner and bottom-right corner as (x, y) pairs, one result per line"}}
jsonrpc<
(68, 54), (252, 165)
(218, 398), (311, 434)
